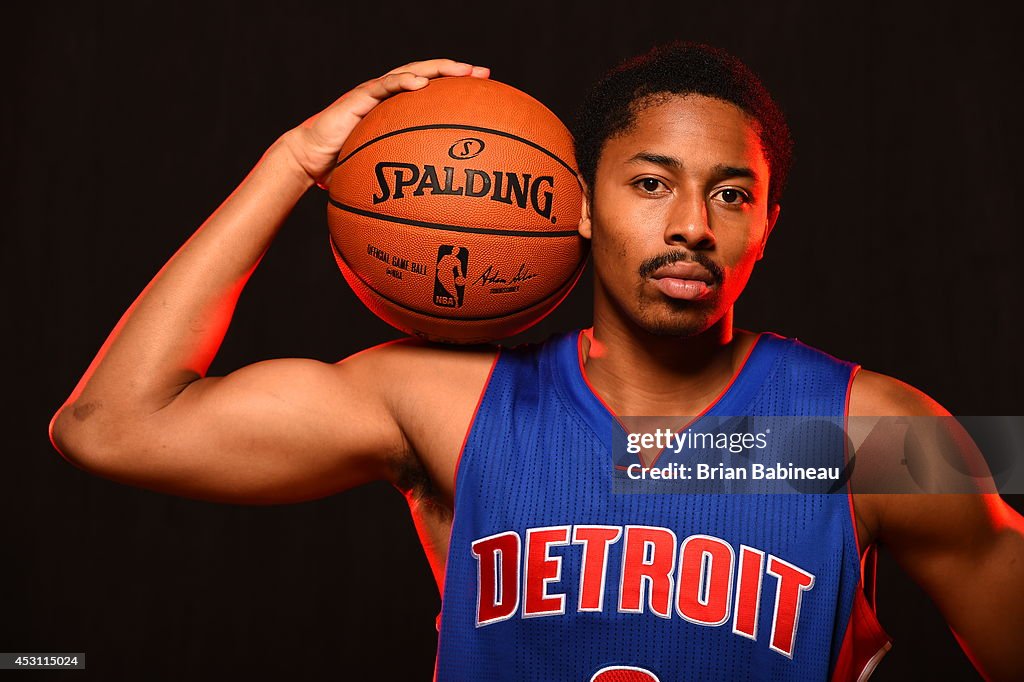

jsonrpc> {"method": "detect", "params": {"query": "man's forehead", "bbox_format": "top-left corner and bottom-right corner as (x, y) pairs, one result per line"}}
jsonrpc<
(607, 93), (768, 170)
(628, 92), (760, 131)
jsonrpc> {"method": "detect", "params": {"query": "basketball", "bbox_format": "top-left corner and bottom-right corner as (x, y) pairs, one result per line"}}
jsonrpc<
(326, 76), (587, 344)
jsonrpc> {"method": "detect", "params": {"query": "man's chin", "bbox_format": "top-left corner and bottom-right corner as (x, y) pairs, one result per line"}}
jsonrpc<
(634, 309), (718, 338)
(629, 291), (733, 337)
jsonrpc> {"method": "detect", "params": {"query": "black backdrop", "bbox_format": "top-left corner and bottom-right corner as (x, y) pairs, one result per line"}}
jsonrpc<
(5, 1), (1023, 679)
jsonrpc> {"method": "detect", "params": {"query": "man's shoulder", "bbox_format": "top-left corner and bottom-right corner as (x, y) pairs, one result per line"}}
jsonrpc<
(849, 368), (948, 418)
(741, 330), (947, 418)
(333, 338), (504, 485)
(335, 336), (501, 387)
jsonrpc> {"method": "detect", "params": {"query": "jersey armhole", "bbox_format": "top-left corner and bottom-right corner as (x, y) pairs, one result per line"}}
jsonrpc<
(435, 348), (501, 682)
(835, 363), (893, 682)
(831, 579), (893, 682)
(844, 364), (866, 563)
(451, 348), (502, 502)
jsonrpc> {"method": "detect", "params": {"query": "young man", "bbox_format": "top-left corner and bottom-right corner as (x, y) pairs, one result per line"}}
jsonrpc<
(49, 45), (1023, 680)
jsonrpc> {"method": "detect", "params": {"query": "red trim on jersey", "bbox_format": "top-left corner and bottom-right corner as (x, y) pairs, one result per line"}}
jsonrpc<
(830, 587), (892, 682)
(576, 328), (765, 468)
(436, 347), (501, 682)
(832, 363), (892, 681)
(843, 364), (865, 571)
(452, 348), (502, 493)
(576, 328), (630, 434)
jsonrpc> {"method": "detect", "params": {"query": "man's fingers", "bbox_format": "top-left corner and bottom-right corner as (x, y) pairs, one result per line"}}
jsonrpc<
(384, 59), (489, 80)
(298, 59), (492, 183)
(342, 62), (489, 119)
(316, 59), (490, 128)
(346, 61), (490, 113)
(363, 71), (429, 99)
(383, 58), (469, 78)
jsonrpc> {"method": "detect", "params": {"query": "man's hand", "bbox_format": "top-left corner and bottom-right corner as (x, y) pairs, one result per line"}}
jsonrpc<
(281, 59), (490, 188)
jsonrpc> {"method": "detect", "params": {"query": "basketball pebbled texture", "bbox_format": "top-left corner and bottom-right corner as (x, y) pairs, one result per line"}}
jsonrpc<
(327, 76), (587, 344)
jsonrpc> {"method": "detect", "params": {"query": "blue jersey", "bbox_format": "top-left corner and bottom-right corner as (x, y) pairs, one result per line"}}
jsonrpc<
(435, 329), (890, 681)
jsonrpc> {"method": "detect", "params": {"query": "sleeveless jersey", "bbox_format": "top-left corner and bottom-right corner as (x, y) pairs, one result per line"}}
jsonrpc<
(435, 329), (890, 681)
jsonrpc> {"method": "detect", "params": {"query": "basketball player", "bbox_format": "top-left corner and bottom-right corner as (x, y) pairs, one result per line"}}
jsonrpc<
(49, 45), (1023, 680)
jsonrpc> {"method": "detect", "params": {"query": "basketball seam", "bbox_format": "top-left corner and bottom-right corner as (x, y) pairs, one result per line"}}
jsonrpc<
(329, 233), (588, 322)
(332, 123), (580, 181)
(328, 198), (580, 238)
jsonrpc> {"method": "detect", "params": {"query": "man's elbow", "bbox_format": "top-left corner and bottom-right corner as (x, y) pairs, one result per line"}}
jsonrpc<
(48, 401), (127, 472)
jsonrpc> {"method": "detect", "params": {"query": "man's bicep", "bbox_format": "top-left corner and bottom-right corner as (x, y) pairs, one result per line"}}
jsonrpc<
(98, 356), (407, 504)
(852, 370), (1005, 552)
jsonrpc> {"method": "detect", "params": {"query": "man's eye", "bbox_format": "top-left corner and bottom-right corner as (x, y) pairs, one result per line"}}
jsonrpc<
(714, 188), (749, 205)
(636, 178), (665, 193)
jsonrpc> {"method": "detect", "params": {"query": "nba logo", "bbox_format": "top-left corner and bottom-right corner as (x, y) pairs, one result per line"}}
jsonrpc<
(434, 246), (469, 308)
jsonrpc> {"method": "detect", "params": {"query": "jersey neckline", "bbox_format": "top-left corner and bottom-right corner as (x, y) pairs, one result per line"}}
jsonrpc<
(549, 328), (782, 464)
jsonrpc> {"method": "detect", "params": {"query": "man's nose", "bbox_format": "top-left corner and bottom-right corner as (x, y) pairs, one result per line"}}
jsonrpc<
(664, 188), (715, 249)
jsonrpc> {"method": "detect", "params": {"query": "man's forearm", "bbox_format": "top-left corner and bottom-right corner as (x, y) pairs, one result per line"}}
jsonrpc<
(51, 133), (315, 445)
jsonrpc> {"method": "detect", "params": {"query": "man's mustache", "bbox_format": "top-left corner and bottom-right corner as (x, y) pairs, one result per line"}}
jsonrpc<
(639, 251), (724, 284)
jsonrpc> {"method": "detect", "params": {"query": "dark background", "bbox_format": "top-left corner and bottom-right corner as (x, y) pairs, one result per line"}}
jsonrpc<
(4, 0), (1022, 679)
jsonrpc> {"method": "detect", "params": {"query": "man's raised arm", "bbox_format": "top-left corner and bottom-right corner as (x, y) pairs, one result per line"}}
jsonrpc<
(48, 60), (490, 504)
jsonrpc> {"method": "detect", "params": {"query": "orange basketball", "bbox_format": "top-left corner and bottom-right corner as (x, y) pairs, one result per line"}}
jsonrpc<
(326, 76), (587, 344)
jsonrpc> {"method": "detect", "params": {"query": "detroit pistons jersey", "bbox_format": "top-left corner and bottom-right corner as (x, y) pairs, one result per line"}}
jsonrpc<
(435, 329), (890, 681)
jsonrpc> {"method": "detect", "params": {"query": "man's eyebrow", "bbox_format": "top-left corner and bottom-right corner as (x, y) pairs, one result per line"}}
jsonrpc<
(626, 154), (760, 183)
(626, 152), (683, 169)
(712, 164), (759, 182)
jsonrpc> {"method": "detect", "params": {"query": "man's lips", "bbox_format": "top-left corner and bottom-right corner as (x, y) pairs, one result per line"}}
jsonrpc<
(649, 262), (716, 301)
(650, 262), (715, 283)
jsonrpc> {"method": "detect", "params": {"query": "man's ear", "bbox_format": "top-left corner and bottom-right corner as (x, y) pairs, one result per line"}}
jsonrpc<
(578, 183), (593, 240)
(757, 203), (781, 260)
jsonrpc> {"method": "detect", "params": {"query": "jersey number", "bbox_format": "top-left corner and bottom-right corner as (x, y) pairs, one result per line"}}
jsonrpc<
(590, 665), (659, 681)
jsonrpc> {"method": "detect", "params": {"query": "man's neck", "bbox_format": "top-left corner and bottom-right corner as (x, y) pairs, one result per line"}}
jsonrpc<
(581, 307), (756, 417)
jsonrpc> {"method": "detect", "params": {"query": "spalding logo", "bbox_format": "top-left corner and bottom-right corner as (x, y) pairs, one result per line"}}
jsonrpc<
(372, 162), (556, 222)
(448, 137), (485, 160)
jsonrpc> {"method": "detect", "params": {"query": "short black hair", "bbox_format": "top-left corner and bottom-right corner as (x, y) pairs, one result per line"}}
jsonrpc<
(573, 42), (793, 207)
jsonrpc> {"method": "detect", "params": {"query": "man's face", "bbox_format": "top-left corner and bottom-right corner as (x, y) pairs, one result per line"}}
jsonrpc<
(580, 94), (779, 337)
